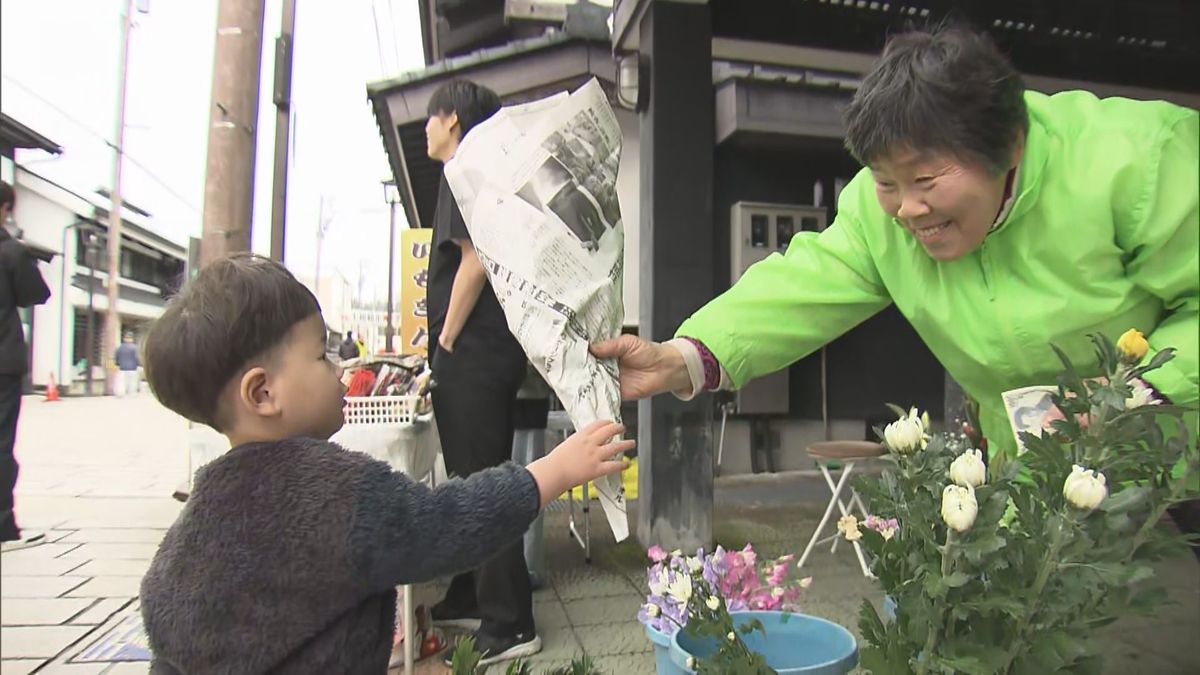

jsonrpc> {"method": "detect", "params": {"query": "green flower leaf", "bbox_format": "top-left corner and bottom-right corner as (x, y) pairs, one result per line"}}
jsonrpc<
(1099, 486), (1153, 514)
(944, 570), (972, 588)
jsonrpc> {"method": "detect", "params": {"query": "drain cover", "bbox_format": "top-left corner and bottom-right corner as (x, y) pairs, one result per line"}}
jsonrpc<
(72, 613), (152, 662)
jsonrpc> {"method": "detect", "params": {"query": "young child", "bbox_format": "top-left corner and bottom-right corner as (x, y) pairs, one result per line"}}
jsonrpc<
(138, 254), (632, 673)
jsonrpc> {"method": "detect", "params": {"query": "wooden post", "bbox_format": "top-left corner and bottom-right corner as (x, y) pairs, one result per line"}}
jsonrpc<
(199, 0), (266, 267)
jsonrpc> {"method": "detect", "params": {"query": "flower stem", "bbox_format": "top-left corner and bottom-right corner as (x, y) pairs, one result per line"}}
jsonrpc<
(1002, 515), (1067, 673)
(915, 531), (957, 675)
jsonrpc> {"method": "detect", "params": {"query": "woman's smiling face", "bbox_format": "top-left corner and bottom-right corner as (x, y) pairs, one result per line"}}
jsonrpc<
(870, 147), (1016, 261)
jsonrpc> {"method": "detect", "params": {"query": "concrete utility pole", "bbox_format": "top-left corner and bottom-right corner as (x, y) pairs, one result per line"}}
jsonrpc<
(102, 0), (135, 396)
(269, 0), (297, 262)
(199, 0), (267, 267)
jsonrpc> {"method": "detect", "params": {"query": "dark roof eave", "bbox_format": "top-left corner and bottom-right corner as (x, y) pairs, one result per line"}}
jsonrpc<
(0, 113), (63, 155)
(371, 94), (423, 232)
(367, 35), (617, 228)
(367, 33), (577, 99)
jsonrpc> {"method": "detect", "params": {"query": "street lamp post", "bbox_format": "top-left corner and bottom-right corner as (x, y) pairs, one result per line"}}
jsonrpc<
(382, 180), (400, 354)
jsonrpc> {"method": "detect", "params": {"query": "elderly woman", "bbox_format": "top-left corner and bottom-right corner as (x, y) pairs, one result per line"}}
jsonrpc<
(593, 27), (1197, 496)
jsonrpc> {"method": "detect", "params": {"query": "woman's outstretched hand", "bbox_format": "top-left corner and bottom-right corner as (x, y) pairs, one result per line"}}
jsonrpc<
(590, 334), (692, 401)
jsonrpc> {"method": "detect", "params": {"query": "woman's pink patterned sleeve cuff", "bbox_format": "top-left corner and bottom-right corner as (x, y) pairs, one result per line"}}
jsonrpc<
(681, 337), (721, 391)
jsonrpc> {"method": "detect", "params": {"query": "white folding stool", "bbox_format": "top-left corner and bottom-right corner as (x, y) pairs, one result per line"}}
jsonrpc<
(797, 440), (886, 578)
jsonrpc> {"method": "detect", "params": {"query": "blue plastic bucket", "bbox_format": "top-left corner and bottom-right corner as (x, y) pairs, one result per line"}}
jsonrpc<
(669, 611), (858, 675)
(646, 624), (687, 675)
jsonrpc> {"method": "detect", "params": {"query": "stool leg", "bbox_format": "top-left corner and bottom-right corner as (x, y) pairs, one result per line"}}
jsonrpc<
(403, 583), (414, 675)
(799, 462), (853, 569)
(825, 462), (856, 554)
(583, 480), (591, 564)
(848, 487), (875, 575)
(567, 484), (575, 533)
(851, 489), (870, 519)
(831, 491), (858, 554)
(852, 537), (873, 578)
(832, 499), (872, 576)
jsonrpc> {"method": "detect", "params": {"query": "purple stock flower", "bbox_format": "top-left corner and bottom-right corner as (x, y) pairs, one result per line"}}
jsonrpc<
(638, 542), (813, 633)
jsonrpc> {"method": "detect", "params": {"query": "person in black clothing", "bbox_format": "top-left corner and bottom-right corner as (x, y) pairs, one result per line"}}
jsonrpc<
(0, 180), (51, 550)
(137, 254), (632, 672)
(338, 331), (359, 361)
(424, 80), (541, 665)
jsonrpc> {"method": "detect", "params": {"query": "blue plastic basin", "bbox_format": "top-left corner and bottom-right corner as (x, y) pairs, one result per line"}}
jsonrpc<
(668, 611), (858, 675)
(646, 624), (687, 675)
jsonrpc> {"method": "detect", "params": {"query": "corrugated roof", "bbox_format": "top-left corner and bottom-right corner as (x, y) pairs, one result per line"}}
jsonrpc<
(367, 32), (574, 96)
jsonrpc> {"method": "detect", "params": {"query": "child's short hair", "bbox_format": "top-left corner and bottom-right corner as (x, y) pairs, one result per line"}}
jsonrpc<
(144, 254), (321, 431)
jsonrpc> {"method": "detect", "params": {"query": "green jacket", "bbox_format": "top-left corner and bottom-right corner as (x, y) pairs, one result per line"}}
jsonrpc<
(678, 91), (1199, 459)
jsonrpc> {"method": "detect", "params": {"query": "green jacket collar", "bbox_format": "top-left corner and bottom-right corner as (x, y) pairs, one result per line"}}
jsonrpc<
(991, 114), (1051, 235)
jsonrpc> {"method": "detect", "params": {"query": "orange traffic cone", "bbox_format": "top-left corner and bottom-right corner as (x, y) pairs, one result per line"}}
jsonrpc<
(45, 373), (60, 402)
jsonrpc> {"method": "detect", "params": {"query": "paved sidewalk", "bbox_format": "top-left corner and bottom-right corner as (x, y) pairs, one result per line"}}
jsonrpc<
(2, 395), (185, 674)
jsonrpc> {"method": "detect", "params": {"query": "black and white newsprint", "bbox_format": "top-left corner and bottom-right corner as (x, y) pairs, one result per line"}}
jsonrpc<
(443, 79), (629, 541)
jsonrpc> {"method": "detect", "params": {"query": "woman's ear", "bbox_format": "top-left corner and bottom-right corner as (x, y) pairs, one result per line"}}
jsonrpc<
(238, 366), (281, 419)
(1010, 129), (1027, 169)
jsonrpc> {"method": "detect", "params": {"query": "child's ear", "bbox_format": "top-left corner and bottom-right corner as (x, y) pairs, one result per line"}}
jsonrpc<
(239, 366), (281, 419)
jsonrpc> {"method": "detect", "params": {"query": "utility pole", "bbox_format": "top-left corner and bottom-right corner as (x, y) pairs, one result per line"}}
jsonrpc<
(199, 0), (267, 267)
(313, 195), (333, 300)
(269, 0), (297, 262)
(102, 0), (135, 396)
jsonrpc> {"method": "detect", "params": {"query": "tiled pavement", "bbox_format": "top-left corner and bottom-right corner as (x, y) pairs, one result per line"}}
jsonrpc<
(3, 396), (1198, 674)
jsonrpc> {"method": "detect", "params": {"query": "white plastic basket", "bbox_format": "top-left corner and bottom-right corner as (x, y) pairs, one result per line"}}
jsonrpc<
(335, 395), (437, 482)
(343, 395), (421, 426)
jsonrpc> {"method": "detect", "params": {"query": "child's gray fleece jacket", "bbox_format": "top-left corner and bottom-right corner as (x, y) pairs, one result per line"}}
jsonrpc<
(140, 437), (540, 673)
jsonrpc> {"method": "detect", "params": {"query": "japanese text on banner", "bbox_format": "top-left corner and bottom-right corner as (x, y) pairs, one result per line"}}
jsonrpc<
(400, 228), (433, 356)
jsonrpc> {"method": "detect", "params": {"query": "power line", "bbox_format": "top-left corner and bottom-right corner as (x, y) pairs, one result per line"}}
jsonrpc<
(1, 74), (202, 215)
(386, 0), (401, 74)
(370, 1), (388, 77)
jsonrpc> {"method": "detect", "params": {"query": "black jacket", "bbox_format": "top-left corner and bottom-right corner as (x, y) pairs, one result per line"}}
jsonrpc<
(140, 437), (540, 674)
(0, 228), (51, 376)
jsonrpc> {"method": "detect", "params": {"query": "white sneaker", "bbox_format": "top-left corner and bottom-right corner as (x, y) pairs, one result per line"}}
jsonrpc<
(1, 531), (46, 553)
(443, 631), (542, 667)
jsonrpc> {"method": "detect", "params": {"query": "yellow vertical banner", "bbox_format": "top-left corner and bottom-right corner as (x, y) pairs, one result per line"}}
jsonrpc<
(399, 228), (433, 355)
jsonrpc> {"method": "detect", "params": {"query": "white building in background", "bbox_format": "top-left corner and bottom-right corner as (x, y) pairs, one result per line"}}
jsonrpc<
(2, 112), (189, 394)
(14, 166), (188, 394)
(347, 303), (391, 355)
(294, 272), (355, 348)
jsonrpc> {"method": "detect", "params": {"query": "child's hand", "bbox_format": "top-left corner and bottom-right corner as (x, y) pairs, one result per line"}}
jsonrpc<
(527, 420), (634, 508)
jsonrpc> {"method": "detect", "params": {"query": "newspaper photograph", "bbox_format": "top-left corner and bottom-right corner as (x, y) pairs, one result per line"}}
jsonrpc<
(443, 79), (629, 541)
(1000, 385), (1058, 454)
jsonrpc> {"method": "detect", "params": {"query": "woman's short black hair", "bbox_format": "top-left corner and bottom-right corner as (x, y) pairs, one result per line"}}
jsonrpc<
(844, 25), (1028, 174)
(427, 79), (502, 139)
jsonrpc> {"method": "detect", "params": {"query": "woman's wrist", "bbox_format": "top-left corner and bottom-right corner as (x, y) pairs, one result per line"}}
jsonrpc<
(664, 337), (717, 400)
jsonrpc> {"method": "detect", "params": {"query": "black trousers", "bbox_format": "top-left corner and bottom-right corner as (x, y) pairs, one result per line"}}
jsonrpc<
(1, 374), (25, 541)
(430, 332), (532, 636)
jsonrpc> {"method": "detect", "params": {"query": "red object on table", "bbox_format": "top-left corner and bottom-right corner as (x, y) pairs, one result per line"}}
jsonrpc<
(346, 369), (377, 397)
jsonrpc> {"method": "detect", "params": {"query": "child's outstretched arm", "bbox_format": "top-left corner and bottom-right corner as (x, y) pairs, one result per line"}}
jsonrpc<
(349, 421), (633, 589)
